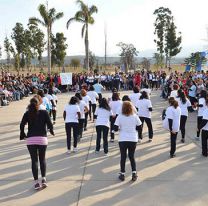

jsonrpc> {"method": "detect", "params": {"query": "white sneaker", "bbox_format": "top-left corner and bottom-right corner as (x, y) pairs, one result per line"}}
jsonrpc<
(138, 139), (142, 143)
(195, 137), (200, 141)
(73, 148), (78, 153)
(66, 150), (71, 154)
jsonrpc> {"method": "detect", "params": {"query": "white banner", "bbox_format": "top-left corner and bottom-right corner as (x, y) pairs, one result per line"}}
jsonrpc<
(60, 73), (72, 85)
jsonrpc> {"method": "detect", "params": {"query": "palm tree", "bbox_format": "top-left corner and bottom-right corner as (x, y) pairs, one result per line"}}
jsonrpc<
(29, 3), (63, 74)
(66, 0), (98, 71)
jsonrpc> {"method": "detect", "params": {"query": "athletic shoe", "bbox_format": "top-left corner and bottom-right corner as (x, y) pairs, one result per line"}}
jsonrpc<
(195, 137), (200, 141)
(73, 148), (78, 153)
(66, 150), (71, 154)
(149, 139), (153, 143)
(104, 152), (108, 156)
(170, 154), (176, 158)
(138, 139), (142, 143)
(132, 172), (138, 181)
(181, 138), (185, 143)
(41, 179), (48, 188)
(118, 173), (125, 181)
(110, 139), (114, 143)
(95, 150), (99, 154)
(34, 182), (41, 190)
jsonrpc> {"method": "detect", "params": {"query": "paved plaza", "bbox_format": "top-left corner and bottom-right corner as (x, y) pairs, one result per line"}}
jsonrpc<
(0, 91), (208, 206)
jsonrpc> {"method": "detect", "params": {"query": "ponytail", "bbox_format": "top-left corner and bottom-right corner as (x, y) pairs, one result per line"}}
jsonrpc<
(28, 97), (39, 121)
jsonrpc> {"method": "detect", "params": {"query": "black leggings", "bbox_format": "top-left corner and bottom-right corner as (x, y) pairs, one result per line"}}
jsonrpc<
(180, 115), (187, 139)
(89, 102), (96, 120)
(65, 122), (79, 150)
(50, 109), (57, 122)
(170, 132), (178, 155)
(78, 119), (85, 139)
(197, 116), (203, 137)
(201, 130), (208, 156)
(27, 145), (47, 180)
(84, 112), (89, 129)
(96, 125), (109, 153)
(139, 117), (153, 140)
(119, 141), (137, 173)
(110, 117), (116, 140)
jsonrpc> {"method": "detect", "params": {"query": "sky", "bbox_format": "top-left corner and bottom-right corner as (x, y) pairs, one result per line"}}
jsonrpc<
(0, 0), (208, 59)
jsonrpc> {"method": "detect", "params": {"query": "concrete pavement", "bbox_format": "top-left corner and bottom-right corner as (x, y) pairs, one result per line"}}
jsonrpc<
(0, 91), (208, 206)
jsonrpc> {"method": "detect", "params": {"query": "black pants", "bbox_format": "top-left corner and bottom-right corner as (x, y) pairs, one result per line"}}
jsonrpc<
(84, 112), (89, 129)
(65, 122), (79, 150)
(119, 141), (137, 173)
(96, 126), (109, 153)
(138, 117), (153, 140)
(180, 115), (187, 139)
(78, 119), (85, 139)
(98, 93), (102, 104)
(89, 102), (96, 120)
(27, 145), (47, 180)
(201, 130), (208, 156)
(170, 132), (178, 155)
(197, 116), (203, 137)
(50, 109), (56, 122)
(110, 117), (116, 140)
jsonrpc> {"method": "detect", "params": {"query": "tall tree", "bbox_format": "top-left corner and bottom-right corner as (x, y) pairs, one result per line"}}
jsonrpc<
(153, 53), (164, 69)
(117, 42), (139, 73)
(165, 19), (182, 67)
(66, 0), (98, 71)
(51, 32), (68, 67)
(29, 3), (64, 74)
(153, 7), (172, 67)
(4, 36), (12, 69)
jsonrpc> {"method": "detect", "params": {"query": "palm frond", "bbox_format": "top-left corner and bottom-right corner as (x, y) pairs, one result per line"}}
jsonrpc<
(66, 17), (76, 29)
(75, 11), (85, 21)
(49, 8), (56, 18)
(52, 12), (64, 23)
(29, 17), (46, 27)
(88, 16), (95, 24)
(89, 5), (98, 15)
(38, 4), (49, 24)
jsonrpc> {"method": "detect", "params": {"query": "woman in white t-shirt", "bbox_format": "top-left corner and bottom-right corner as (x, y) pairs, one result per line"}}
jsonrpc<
(175, 90), (191, 143)
(81, 89), (91, 131)
(136, 91), (153, 142)
(166, 97), (181, 158)
(87, 85), (98, 122)
(94, 98), (113, 155)
(75, 93), (88, 141)
(196, 90), (207, 140)
(63, 96), (81, 153)
(198, 103), (208, 157)
(169, 84), (179, 99)
(114, 101), (142, 181)
(48, 89), (58, 124)
(109, 92), (122, 142)
(129, 86), (141, 109)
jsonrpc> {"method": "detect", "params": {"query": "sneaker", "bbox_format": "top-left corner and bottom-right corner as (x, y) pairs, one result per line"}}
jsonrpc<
(53, 121), (56, 125)
(41, 179), (48, 188)
(170, 154), (176, 158)
(104, 152), (108, 156)
(138, 139), (142, 143)
(84, 128), (87, 131)
(95, 150), (99, 154)
(118, 173), (125, 181)
(181, 138), (185, 143)
(34, 182), (41, 190)
(110, 139), (114, 143)
(132, 172), (138, 181)
(149, 139), (153, 143)
(73, 148), (78, 153)
(66, 150), (71, 154)
(195, 137), (200, 141)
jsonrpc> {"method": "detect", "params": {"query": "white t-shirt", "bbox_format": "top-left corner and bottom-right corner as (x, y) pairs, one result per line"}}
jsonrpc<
(202, 108), (208, 131)
(175, 98), (191, 116)
(39, 104), (46, 110)
(136, 99), (152, 118)
(45, 94), (53, 108)
(170, 90), (178, 99)
(140, 88), (151, 97)
(42, 96), (51, 110)
(64, 104), (80, 123)
(109, 100), (122, 116)
(83, 95), (91, 109)
(95, 108), (113, 127)
(115, 114), (142, 142)
(129, 93), (141, 107)
(116, 102), (137, 115)
(198, 98), (206, 117)
(166, 106), (181, 132)
(87, 91), (98, 104)
(78, 100), (87, 119)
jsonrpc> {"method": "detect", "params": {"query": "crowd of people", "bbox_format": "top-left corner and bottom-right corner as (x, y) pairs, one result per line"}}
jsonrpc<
(18, 68), (208, 190)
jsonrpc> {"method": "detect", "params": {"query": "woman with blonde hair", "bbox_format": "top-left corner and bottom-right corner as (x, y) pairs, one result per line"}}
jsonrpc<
(114, 101), (142, 181)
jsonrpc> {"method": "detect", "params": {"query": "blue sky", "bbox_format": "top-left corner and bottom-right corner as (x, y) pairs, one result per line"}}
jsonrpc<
(0, 0), (208, 58)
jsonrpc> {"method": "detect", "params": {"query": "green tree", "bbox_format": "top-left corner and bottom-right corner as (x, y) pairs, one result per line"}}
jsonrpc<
(9, 45), (20, 74)
(4, 36), (12, 69)
(66, 0), (98, 71)
(141, 57), (151, 71)
(29, 3), (64, 74)
(153, 7), (172, 67)
(51, 32), (68, 67)
(185, 52), (206, 70)
(153, 53), (164, 68)
(117, 42), (139, 72)
(165, 19), (182, 67)
(71, 58), (80, 69)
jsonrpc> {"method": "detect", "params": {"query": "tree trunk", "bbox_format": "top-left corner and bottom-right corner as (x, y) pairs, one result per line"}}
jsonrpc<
(47, 26), (51, 74)
(85, 23), (89, 72)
